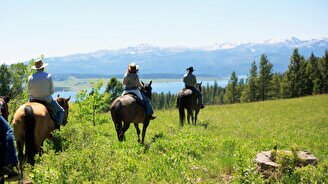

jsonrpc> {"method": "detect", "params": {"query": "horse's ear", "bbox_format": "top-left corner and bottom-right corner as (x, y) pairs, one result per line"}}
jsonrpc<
(149, 80), (152, 85)
(141, 81), (145, 86)
(57, 94), (60, 98)
(65, 96), (71, 102)
(200, 82), (202, 85)
(3, 96), (10, 103)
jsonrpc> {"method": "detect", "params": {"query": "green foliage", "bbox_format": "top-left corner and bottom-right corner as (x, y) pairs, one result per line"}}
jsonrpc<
(0, 64), (12, 96)
(74, 80), (110, 126)
(29, 94), (328, 183)
(105, 77), (123, 102)
(224, 71), (239, 104)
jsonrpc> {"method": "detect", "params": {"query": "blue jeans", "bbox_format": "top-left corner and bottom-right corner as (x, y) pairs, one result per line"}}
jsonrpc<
(49, 100), (65, 126)
(186, 86), (203, 104)
(141, 93), (154, 115)
(0, 115), (18, 167)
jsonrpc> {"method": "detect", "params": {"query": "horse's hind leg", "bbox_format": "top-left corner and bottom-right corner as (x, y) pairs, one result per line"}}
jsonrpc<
(16, 140), (24, 179)
(195, 110), (199, 125)
(134, 123), (141, 143)
(141, 121), (149, 144)
(122, 122), (131, 141)
(187, 109), (192, 124)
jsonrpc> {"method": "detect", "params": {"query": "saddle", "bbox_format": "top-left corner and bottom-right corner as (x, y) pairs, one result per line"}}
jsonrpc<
(29, 99), (57, 123)
(124, 93), (146, 109)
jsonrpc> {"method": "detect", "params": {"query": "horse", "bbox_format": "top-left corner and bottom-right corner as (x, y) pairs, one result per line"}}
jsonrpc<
(0, 96), (10, 121)
(110, 81), (153, 144)
(12, 95), (70, 169)
(177, 82), (203, 126)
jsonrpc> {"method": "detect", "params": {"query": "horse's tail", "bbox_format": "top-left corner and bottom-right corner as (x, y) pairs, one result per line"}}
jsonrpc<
(111, 100), (123, 141)
(176, 96), (180, 108)
(24, 105), (36, 165)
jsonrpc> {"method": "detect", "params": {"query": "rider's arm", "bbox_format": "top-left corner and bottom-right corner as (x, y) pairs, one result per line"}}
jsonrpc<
(48, 74), (54, 95)
(135, 76), (143, 88)
(122, 73), (127, 85)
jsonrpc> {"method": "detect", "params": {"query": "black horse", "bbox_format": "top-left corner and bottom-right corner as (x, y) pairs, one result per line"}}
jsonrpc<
(177, 83), (203, 126)
(110, 81), (154, 144)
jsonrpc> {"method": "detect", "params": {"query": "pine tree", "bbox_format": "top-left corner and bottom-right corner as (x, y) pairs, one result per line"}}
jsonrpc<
(249, 61), (258, 102)
(318, 50), (328, 93)
(258, 54), (273, 101)
(0, 64), (12, 96)
(283, 48), (308, 97)
(224, 71), (239, 104)
(306, 53), (318, 94)
(270, 73), (281, 99)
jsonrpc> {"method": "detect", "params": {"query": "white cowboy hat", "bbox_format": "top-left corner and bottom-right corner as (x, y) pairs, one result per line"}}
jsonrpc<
(31, 58), (48, 69)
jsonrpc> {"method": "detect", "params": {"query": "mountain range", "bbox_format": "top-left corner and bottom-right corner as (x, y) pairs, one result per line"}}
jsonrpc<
(44, 37), (328, 78)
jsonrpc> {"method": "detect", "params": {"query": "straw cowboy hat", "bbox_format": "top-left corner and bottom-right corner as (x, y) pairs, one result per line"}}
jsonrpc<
(31, 58), (48, 69)
(128, 63), (139, 73)
(186, 66), (195, 72)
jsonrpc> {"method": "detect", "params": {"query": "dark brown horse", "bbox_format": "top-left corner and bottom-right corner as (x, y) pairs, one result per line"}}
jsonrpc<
(110, 81), (153, 144)
(177, 83), (203, 126)
(12, 95), (70, 169)
(0, 96), (10, 121)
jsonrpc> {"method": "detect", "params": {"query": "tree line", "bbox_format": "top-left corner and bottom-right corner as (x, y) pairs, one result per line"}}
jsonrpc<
(1, 48), (327, 112)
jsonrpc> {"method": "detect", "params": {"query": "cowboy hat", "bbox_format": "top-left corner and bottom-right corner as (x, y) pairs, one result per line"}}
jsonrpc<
(31, 58), (48, 69)
(186, 66), (195, 72)
(128, 63), (139, 72)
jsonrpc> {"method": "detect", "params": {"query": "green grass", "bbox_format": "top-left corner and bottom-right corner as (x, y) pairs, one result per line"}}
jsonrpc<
(29, 95), (328, 183)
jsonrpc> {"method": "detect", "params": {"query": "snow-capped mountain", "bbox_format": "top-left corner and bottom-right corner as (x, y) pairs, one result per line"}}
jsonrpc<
(44, 37), (328, 77)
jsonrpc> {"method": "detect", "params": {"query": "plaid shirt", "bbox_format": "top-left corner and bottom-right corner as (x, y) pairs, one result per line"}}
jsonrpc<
(183, 72), (197, 87)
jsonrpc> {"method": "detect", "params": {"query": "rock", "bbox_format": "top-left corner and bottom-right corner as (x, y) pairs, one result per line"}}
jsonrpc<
(298, 151), (317, 166)
(255, 150), (317, 177)
(255, 151), (278, 172)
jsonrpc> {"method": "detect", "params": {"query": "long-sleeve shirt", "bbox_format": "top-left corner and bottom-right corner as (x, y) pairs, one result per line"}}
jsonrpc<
(28, 71), (54, 102)
(183, 72), (197, 87)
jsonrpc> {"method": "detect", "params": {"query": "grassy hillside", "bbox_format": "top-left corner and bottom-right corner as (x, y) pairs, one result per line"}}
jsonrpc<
(28, 95), (328, 183)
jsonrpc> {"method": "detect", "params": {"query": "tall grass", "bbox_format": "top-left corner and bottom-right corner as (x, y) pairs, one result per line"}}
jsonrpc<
(29, 95), (328, 183)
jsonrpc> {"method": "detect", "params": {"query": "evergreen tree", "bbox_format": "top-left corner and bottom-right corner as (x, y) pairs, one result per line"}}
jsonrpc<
(224, 71), (239, 104)
(306, 53), (319, 94)
(105, 77), (123, 101)
(318, 50), (328, 93)
(0, 64), (12, 96)
(270, 73), (281, 99)
(258, 54), (273, 101)
(283, 48), (308, 98)
(249, 61), (259, 102)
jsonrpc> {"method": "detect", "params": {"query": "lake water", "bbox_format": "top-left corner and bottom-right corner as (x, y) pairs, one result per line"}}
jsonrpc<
(53, 79), (230, 102)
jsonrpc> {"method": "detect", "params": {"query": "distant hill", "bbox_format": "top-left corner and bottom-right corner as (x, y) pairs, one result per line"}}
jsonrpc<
(44, 37), (328, 77)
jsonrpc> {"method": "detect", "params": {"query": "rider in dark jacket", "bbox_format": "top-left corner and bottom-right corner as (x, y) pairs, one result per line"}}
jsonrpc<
(183, 67), (205, 109)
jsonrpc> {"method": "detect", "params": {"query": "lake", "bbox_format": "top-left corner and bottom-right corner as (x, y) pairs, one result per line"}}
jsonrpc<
(53, 79), (230, 102)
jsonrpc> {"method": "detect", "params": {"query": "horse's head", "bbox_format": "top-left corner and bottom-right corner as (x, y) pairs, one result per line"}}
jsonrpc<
(141, 81), (153, 100)
(0, 96), (10, 121)
(195, 82), (202, 93)
(55, 95), (71, 126)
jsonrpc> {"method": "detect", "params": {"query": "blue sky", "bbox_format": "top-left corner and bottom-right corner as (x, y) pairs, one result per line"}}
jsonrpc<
(1, 0), (328, 64)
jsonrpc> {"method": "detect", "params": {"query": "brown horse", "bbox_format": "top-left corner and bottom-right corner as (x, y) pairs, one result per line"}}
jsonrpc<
(12, 95), (70, 168)
(177, 83), (203, 126)
(0, 96), (10, 121)
(110, 81), (153, 144)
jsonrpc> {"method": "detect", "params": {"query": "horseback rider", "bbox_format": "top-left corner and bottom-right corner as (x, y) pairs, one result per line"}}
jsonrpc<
(122, 63), (156, 120)
(0, 114), (18, 178)
(28, 58), (65, 128)
(183, 67), (205, 109)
